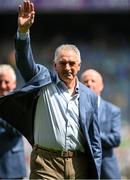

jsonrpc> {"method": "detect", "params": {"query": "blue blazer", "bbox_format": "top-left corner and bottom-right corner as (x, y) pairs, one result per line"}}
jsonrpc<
(0, 118), (27, 178)
(99, 98), (121, 179)
(0, 37), (102, 179)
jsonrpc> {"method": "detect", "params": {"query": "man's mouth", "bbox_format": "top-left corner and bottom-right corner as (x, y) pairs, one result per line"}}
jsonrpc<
(64, 72), (72, 76)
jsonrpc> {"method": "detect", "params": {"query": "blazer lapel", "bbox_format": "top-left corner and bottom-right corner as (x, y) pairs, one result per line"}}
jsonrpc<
(79, 83), (93, 141)
(98, 98), (108, 134)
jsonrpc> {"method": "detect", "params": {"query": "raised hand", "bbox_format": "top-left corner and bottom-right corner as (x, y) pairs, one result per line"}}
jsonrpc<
(18, 0), (35, 33)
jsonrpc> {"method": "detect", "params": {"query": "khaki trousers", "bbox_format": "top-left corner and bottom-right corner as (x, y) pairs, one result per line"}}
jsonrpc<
(30, 147), (88, 179)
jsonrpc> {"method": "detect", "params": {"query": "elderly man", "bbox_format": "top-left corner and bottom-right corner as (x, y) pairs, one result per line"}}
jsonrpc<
(81, 69), (121, 179)
(0, 1), (102, 179)
(0, 64), (27, 179)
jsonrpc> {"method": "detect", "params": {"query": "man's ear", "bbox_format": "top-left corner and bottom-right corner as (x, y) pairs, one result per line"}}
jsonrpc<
(100, 83), (104, 92)
(53, 61), (57, 71)
(77, 63), (81, 72)
(12, 81), (16, 90)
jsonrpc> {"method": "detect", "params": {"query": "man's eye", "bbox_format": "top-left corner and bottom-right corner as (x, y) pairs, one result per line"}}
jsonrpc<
(59, 61), (76, 66)
(69, 62), (75, 66)
(59, 62), (66, 66)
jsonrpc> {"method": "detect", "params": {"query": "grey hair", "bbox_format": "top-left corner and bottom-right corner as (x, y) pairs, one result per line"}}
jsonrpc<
(54, 44), (81, 62)
(0, 64), (16, 82)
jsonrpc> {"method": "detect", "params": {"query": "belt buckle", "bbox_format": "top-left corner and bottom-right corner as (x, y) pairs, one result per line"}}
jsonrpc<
(61, 150), (66, 157)
(61, 150), (73, 158)
(68, 151), (73, 157)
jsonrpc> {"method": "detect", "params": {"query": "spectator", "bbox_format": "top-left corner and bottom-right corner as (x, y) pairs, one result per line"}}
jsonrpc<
(0, 64), (27, 179)
(81, 68), (121, 179)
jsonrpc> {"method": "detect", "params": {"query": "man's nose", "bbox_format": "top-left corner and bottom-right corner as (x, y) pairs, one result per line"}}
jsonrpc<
(86, 81), (92, 88)
(0, 82), (7, 89)
(65, 63), (71, 70)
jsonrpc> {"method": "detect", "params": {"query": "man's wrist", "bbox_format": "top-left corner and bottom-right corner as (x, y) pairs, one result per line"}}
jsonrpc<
(17, 29), (30, 40)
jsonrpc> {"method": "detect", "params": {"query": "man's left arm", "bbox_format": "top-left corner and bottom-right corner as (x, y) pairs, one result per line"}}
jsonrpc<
(101, 105), (121, 148)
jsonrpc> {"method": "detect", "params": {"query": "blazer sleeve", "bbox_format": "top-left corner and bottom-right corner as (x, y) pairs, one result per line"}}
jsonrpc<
(15, 34), (40, 82)
(101, 103), (121, 148)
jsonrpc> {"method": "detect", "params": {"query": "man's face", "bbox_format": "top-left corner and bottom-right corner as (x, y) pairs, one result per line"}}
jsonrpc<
(81, 70), (103, 95)
(54, 49), (81, 85)
(0, 72), (16, 96)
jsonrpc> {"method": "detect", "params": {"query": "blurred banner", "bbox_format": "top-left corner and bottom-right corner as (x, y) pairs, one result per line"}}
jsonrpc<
(0, 0), (130, 13)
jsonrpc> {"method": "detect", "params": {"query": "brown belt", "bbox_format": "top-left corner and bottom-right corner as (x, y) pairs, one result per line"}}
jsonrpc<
(33, 144), (84, 158)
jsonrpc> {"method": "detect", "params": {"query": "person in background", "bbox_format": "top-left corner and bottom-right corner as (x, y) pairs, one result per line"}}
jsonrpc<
(0, 1), (102, 179)
(81, 68), (121, 179)
(0, 64), (27, 179)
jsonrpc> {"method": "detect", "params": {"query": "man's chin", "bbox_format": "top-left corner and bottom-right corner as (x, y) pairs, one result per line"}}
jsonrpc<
(0, 91), (9, 96)
(63, 77), (74, 83)
(65, 74), (73, 79)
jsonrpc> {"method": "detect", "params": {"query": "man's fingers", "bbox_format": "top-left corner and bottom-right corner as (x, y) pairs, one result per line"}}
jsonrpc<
(23, 0), (33, 13)
(24, 1), (29, 13)
(30, 13), (35, 24)
(30, 2), (35, 12)
(18, 5), (22, 17)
